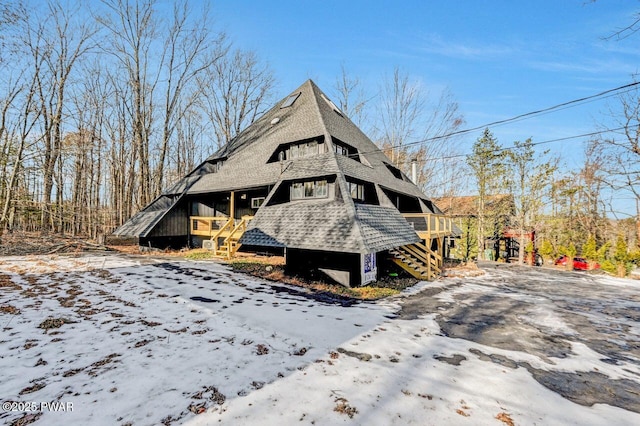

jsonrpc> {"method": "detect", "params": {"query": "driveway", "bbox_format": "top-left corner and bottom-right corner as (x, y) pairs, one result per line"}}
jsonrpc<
(398, 262), (640, 413)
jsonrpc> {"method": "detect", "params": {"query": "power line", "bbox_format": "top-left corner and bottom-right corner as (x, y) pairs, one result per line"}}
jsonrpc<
(351, 80), (640, 159)
(413, 126), (632, 164)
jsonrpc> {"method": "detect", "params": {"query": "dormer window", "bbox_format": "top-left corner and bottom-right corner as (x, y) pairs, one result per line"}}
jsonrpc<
(331, 138), (360, 162)
(291, 179), (328, 200)
(281, 92), (301, 108)
(345, 177), (378, 204)
(208, 159), (225, 173)
(384, 162), (406, 181)
(267, 137), (327, 163)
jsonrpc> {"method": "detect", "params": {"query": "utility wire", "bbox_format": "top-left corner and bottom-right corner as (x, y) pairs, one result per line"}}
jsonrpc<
(347, 80), (640, 160)
(412, 126), (632, 164)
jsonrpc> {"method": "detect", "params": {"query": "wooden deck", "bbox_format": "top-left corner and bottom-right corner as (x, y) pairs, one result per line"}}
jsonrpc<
(402, 213), (453, 240)
(390, 213), (454, 280)
(190, 215), (253, 259)
(190, 216), (230, 237)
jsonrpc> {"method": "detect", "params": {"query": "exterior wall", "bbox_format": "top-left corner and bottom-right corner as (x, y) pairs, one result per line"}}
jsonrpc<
(190, 188), (271, 220)
(285, 248), (364, 287)
(140, 235), (189, 250)
(147, 199), (189, 239)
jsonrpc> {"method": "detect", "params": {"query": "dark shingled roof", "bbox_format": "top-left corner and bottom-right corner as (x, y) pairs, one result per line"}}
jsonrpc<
(240, 202), (419, 254)
(353, 204), (421, 251)
(113, 210), (165, 237)
(115, 79), (442, 251)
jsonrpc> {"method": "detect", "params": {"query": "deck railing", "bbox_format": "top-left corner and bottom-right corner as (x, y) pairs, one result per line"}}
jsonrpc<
(402, 213), (453, 238)
(190, 216), (230, 236)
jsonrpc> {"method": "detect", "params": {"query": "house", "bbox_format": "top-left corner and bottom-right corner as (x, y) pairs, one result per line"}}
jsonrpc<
(433, 194), (514, 261)
(114, 80), (453, 286)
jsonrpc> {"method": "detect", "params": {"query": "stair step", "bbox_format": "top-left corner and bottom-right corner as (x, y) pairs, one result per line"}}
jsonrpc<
(389, 242), (444, 281)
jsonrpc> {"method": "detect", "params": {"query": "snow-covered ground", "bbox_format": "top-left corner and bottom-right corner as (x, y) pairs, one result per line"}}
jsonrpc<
(0, 255), (639, 425)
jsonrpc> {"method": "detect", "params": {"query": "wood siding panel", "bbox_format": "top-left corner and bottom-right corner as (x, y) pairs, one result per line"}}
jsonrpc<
(148, 200), (188, 237)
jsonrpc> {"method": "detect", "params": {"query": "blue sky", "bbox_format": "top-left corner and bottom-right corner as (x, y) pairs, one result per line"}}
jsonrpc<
(207, 1), (640, 214)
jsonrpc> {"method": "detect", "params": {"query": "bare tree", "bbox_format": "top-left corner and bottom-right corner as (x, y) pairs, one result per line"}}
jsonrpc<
(590, 84), (640, 245)
(23, 1), (96, 231)
(333, 64), (371, 128)
(198, 48), (275, 149)
(375, 67), (464, 195)
(98, 0), (158, 209)
(153, 0), (225, 194)
(0, 71), (39, 231)
(0, 2), (21, 64)
(376, 67), (424, 167)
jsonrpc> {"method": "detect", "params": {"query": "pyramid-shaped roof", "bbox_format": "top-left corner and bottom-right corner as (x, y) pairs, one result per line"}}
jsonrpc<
(184, 80), (432, 199)
(115, 80), (439, 253)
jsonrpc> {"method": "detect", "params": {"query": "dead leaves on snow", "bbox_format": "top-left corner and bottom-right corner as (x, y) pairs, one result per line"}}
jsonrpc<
(37, 317), (76, 333)
(255, 344), (269, 355)
(18, 381), (46, 395)
(496, 411), (515, 426)
(333, 397), (358, 418)
(186, 386), (226, 416)
(0, 304), (20, 314)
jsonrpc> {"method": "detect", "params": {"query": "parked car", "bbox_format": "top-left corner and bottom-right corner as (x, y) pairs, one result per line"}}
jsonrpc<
(554, 255), (600, 271)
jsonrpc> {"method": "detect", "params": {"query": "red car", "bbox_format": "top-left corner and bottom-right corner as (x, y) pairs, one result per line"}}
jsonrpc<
(554, 256), (600, 271)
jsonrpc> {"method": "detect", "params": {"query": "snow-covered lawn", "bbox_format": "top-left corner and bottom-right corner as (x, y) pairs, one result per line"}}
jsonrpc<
(0, 255), (639, 425)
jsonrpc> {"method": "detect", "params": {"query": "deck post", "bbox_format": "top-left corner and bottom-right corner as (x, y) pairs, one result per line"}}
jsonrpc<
(230, 191), (235, 222)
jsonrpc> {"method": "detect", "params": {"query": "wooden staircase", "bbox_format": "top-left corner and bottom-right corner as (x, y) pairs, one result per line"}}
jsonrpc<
(389, 242), (442, 280)
(389, 213), (453, 281)
(211, 216), (252, 259)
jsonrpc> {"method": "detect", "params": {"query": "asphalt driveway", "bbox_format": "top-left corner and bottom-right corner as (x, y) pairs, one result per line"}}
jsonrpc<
(397, 262), (640, 413)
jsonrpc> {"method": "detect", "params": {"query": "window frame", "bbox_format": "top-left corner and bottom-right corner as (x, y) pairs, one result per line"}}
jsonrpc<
(281, 92), (301, 108)
(251, 197), (265, 209)
(348, 181), (365, 201)
(291, 179), (329, 200)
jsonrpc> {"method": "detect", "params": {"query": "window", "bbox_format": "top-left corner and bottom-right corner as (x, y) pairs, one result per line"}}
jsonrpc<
(291, 180), (328, 200)
(320, 93), (344, 117)
(331, 138), (360, 162)
(348, 182), (364, 201)
(209, 160), (224, 173)
(291, 182), (304, 199)
(267, 137), (327, 163)
(290, 144), (299, 159)
(285, 140), (324, 160)
(251, 197), (265, 209)
(384, 162), (405, 180)
(281, 92), (301, 108)
(304, 181), (314, 197)
(316, 180), (327, 197)
(334, 144), (348, 156)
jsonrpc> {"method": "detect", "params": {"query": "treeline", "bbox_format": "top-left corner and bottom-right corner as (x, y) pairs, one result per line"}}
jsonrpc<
(463, 127), (640, 276)
(0, 0), (274, 237)
(0, 0), (467, 239)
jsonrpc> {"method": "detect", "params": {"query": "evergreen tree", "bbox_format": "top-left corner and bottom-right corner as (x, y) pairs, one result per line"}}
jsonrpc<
(466, 128), (506, 260)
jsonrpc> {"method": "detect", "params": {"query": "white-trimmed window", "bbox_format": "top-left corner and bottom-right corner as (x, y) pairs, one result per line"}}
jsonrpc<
(334, 144), (349, 156)
(348, 182), (364, 201)
(331, 138), (360, 162)
(286, 140), (325, 160)
(251, 197), (265, 208)
(291, 180), (328, 200)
